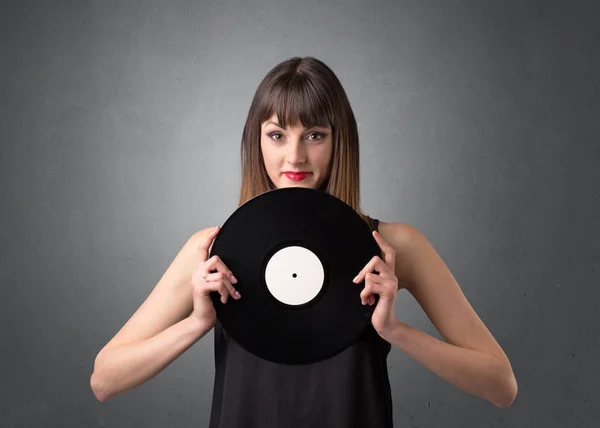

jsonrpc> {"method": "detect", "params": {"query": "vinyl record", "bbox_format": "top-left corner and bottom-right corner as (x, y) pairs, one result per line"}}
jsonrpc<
(208, 187), (381, 365)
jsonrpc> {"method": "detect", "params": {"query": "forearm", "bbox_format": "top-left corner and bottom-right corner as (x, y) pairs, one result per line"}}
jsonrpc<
(91, 316), (211, 402)
(381, 321), (517, 408)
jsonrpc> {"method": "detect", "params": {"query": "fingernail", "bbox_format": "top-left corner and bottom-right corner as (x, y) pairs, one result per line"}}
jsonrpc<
(353, 275), (359, 283)
(235, 291), (241, 298)
(231, 275), (238, 284)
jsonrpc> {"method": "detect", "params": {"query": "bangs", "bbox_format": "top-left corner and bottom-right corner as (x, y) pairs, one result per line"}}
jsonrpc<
(259, 75), (334, 129)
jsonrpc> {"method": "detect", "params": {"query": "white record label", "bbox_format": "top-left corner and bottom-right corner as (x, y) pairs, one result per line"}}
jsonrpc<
(264, 245), (325, 305)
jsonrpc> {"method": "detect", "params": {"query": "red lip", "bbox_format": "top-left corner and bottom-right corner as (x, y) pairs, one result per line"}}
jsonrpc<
(284, 172), (311, 181)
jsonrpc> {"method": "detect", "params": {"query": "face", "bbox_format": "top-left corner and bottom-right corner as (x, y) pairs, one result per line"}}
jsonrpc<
(260, 114), (333, 190)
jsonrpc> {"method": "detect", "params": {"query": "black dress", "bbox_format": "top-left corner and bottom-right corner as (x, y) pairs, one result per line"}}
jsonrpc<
(208, 218), (393, 428)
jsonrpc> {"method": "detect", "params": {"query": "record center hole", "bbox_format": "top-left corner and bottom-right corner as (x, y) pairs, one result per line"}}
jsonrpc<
(292, 273), (297, 278)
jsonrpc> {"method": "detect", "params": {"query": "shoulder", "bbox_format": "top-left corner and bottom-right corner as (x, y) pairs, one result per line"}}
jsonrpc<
(188, 227), (218, 248)
(377, 220), (423, 252)
(375, 220), (431, 291)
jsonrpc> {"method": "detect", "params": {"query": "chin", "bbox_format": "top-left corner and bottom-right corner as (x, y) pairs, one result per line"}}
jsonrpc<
(276, 182), (316, 189)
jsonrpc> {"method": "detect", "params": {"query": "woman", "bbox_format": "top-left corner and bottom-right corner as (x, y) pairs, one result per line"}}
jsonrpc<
(91, 57), (517, 426)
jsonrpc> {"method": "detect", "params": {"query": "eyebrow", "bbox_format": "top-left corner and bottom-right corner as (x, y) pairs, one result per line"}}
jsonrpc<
(265, 121), (329, 130)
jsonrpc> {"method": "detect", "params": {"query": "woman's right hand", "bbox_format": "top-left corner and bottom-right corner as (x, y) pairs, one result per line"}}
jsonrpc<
(190, 226), (241, 329)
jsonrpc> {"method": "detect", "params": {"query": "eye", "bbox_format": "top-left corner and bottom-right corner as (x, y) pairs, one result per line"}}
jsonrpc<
(268, 132), (284, 141)
(267, 131), (327, 142)
(306, 132), (326, 141)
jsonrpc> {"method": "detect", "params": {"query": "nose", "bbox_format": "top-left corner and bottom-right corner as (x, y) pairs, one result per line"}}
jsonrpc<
(285, 137), (307, 166)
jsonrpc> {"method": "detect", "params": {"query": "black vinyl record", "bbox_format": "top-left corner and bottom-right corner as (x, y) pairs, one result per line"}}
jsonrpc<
(208, 187), (381, 365)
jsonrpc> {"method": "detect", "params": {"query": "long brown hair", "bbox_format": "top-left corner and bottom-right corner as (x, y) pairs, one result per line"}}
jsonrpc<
(238, 56), (375, 228)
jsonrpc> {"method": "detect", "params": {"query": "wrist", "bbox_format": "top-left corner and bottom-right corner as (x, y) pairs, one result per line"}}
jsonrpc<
(378, 319), (406, 342)
(186, 316), (213, 337)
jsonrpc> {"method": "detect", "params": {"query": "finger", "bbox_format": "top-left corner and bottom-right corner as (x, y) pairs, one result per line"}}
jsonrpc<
(359, 283), (371, 305)
(205, 255), (238, 284)
(361, 278), (377, 306)
(361, 292), (377, 306)
(352, 255), (378, 284)
(205, 271), (241, 300)
(211, 281), (231, 304)
(352, 256), (387, 284)
(360, 282), (381, 305)
(373, 231), (395, 271)
(359, 273), (381, 304)
(193, 277), (230, 303)
(198, 277), (234, 304)
(197, 226), (220, 265)
(363, 273), (397, 299)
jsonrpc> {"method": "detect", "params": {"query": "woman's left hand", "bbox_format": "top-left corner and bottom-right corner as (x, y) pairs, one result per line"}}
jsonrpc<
(352, 230), (400, 337)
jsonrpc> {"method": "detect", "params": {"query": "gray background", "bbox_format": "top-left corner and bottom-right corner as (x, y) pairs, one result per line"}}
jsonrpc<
(1, 0), (598, 427)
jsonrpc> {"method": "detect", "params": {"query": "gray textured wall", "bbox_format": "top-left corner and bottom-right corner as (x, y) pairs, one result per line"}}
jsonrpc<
(1, 0), (599, 427)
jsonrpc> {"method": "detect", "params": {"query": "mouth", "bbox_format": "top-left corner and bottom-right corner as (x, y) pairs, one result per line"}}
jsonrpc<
(283, 172), (311, 181)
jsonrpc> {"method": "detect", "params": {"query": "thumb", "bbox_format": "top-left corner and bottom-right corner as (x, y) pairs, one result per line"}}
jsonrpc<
(198, 226), (220, 264)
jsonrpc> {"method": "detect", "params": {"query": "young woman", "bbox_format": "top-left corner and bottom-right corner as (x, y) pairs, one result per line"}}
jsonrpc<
(91, 57), (517, 427)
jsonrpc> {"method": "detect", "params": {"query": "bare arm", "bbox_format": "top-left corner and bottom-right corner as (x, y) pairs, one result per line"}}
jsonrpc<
(90, 228), (214, 402)
(379, 222), (517, 408)
(91, 316), (210, 402)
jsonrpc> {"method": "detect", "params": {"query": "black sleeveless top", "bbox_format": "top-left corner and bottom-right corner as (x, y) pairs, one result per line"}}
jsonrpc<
(208, 218), (393, 428)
